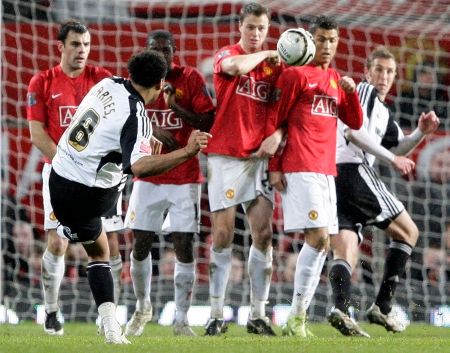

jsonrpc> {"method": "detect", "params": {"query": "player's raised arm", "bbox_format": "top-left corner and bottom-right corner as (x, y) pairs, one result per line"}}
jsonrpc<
(221, 50), (279, 76)
(338, 76), (363, 130)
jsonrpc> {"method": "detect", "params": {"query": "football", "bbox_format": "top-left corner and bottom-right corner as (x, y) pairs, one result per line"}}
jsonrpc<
(277, 28), (316, 66)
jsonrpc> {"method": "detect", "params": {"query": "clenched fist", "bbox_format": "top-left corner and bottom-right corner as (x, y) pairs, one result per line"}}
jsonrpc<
(184, 130), (212, 157)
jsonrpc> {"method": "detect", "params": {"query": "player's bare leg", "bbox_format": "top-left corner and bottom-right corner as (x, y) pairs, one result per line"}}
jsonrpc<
(42, 229), (67, 335)
(125, 230), (154, 336)
(172, 232), (197, 336)
(246, 195), (276, 336)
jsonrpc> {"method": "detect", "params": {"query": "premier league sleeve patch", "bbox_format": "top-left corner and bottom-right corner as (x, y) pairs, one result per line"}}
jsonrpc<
(217, 49), (231, 60)
(139, 138), (152, 154)
(27, 92), (37, 106)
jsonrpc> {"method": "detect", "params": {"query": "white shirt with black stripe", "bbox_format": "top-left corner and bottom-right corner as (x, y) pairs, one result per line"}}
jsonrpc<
(52, 77), (153, 188)
(336, 81), (404, 167)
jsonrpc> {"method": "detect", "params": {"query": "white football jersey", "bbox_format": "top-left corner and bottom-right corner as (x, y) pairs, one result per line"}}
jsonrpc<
(336, 81), (404, 167)
(52, 77), (153, 188)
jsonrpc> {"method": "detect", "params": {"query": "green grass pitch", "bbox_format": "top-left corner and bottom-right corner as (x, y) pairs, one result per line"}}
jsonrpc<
(1, 322), (449, 353)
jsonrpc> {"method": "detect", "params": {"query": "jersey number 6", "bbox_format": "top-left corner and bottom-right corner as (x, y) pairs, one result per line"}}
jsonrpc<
(68, 108), (100, 152)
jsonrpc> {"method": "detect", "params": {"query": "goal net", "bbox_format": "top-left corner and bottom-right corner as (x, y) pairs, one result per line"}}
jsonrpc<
(1, 0), (449, 326)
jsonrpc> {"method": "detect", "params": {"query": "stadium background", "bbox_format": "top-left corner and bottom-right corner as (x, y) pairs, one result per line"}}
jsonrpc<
(1, 0), (449, 326)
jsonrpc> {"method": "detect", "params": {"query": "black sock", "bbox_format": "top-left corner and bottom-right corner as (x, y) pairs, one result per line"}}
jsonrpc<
(375, 241), (412, 314)
(329, 260), (353, 314)
(87, 261), (114, 307)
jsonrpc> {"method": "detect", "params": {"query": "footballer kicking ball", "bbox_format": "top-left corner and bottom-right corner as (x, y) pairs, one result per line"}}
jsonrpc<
(277, 28), (316, 66)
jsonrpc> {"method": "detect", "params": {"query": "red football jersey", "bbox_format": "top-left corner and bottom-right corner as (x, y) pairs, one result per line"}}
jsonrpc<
(267, 64), (362, 176)
(205, 43), (284, 158)
(139, 64), (215, 184)
(26, 64), (111, 163)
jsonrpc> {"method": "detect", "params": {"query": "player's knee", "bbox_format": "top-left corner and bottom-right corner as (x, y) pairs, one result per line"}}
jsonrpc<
(407, 222), (419, 246)
(252, 226), (273, 250)
(212, 227), (234, 248)
(305, 231), (329, 251)
(173, 233), (194, 262)
(47, 230), (68, 255)
(391, 221), (419, 247)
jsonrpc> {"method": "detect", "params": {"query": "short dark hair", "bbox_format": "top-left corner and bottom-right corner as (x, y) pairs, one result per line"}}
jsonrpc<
(57, 19), (88, 43)
(309, 15), (338, 34)
(127, 50), (167, 88)
(147, 30), (175, 48)
(366, 46), (396, 69)
(239, 2), (270, 23)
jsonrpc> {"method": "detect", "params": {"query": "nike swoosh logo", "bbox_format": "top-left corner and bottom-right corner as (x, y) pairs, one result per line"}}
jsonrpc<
(308, 83), (318, 88)
(51, 93), (62, 99)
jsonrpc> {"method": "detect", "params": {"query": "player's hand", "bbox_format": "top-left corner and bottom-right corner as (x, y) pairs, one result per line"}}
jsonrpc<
(150, 136), (163, 155)
(269, 171), (287, 192)
(253, 129), (284, 158)
(418, 111), (440, 135)
(184, 130), (212, 157)
(391, 155), (415, 176)
(266, 50), (280, 65)
(163, 82), (176, 106)
(338, 76), (356, 94)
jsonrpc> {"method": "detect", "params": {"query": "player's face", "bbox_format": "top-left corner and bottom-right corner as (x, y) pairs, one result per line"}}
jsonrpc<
(239, 14), (270, 53)
(147, 37), (174, 68)
(312, 29), (339, 68)
(365, 57), (396, 101)
(59, 30), (91, 72)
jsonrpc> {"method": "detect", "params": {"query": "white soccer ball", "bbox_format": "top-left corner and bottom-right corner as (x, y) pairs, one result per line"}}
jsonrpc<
(277, 28), (316, 66)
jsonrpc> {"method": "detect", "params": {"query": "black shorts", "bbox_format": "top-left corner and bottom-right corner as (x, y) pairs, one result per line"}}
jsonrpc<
(336, 163), (404, 233)
(49, 169), (120, 243)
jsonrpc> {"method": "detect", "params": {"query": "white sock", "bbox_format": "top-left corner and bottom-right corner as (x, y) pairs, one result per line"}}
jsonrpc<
(41, 248), (65, 313)
(98, 302), (120, 334)
(290, 243), (324, 317)
(130, 251), (152, 312)
(309, 249), (328, 299)
(110, 255), (122, 306)
(174, 261), (195, 324)
(209, 247), (232, 319)
(248, 246), (273, 319)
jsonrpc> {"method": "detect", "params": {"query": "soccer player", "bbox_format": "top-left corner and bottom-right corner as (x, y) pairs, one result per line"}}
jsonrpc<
(264, 15), (363, 337)
(204, 2), (284, 336)
(48, 50), (211, 344)
(124, 30), (215, 337)
(328, 46), (440, 336)
(26, 20), (124, 336)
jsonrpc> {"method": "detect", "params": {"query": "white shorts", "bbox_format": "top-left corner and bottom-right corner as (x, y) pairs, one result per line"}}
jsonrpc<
(43, 163), (123, 233)
(282, 172), (338, 234)
(207, 155), (274, 212)
(124, 180), (201, 233)
(42, 163), (59, 230)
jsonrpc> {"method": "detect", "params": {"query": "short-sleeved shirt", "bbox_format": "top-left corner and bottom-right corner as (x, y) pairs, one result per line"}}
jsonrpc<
(140, 64), (214, 184)
(266, 64), (363, 176)
(52, 77), (153, 188)
(205, 43), (284, 158)
(336, 81), (404, 167)
(26, 64), (111, 163)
